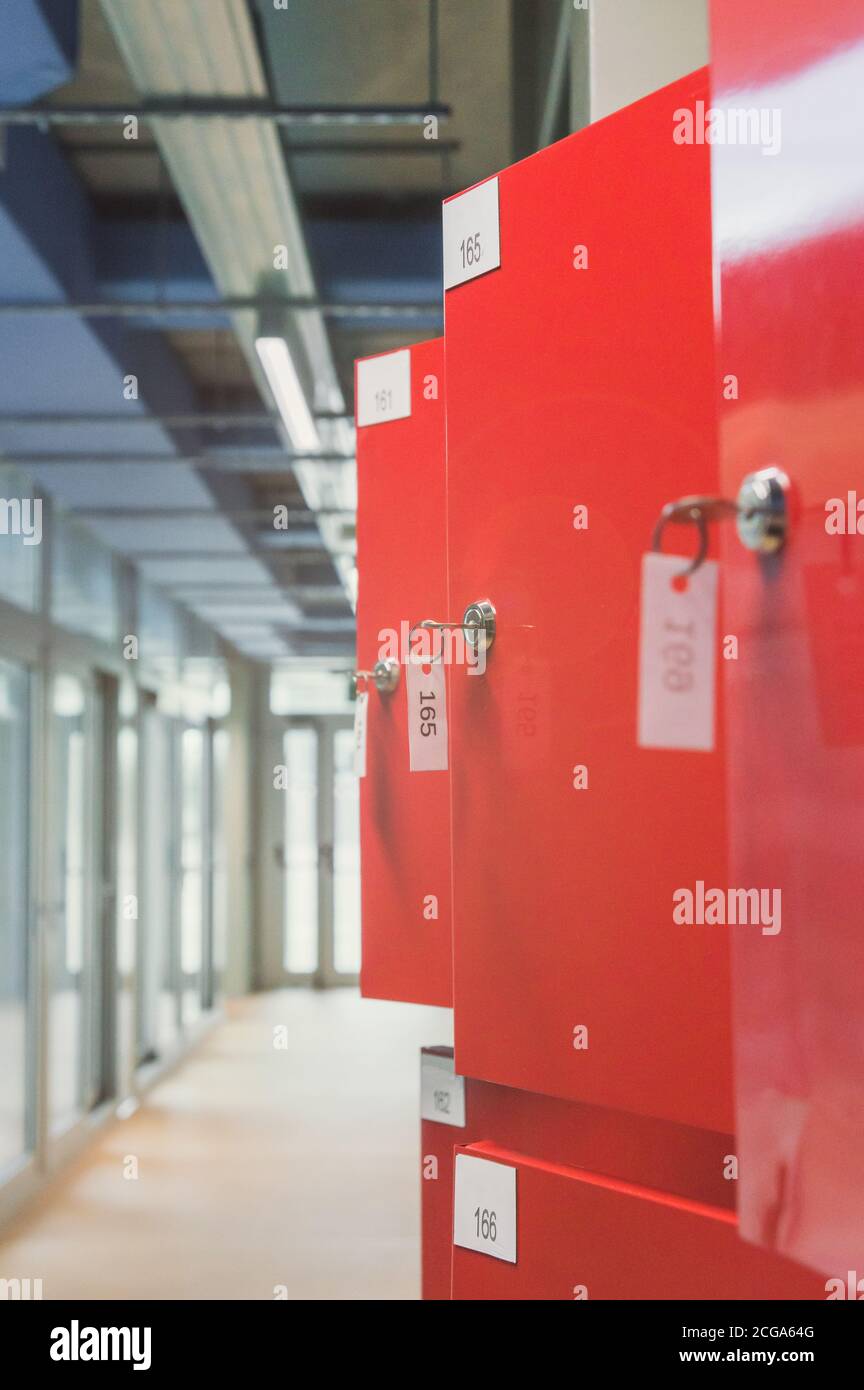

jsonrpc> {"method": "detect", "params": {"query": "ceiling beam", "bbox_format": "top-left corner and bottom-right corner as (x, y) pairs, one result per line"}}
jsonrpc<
(0, 410), (350, 426)
(70, 507), (350, 521)
(0, 100), (450, 127)
(3, 453), (352, 467)
(0, 298), (441, 321)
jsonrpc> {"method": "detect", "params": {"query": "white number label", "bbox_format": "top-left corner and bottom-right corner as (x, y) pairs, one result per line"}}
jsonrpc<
(453, 1155), (517, 1264)
(406, 658), (448, 772)
(356, 349), (411, 426)
(443, 178), (501, 290)
(420, 1052), (466, 1128)
(637, 552), (718, 751)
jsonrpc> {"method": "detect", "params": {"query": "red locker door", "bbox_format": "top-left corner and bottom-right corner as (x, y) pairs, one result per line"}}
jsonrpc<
(451, 1143), (825, 1301)
(444, 70), (733, 1130)
(356, 339), (452, 1006)
(711, 1), (864, 1276)
(421, 1047), (736, 1300)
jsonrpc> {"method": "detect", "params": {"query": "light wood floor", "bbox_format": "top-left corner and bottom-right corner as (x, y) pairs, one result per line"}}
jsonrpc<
(0, 990), (453, 1300)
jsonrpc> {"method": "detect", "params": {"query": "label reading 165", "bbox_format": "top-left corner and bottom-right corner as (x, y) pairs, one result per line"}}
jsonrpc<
(406, 660), (448, 772)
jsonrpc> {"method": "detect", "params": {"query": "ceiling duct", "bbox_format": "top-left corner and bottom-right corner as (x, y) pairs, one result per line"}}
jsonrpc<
(99, 0), (357, 598)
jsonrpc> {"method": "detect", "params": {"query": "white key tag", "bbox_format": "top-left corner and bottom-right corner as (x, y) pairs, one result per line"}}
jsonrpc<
(353, 691), (369, 777)
(406, 647), (448, 773)
(637, 552), (719, 752)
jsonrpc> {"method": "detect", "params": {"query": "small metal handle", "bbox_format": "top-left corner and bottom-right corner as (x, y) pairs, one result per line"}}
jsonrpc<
(653, 468), (789, 577)
(408, 599), (497, 660)
(352, 657), (400, 695)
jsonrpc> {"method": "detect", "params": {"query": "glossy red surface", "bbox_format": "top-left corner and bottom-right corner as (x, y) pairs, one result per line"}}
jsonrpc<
(356, 339), (452, 1006)
(711, 1), (864, 1277)
(444, 70), (733, 1130)
(451, 1143), (825, 1301)
(421, 1047), (736, 1301)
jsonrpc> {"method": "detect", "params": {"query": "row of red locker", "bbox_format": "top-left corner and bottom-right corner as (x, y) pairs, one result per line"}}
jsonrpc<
(355, 1), (864, 1291)
(420, 1049), (827, 1301)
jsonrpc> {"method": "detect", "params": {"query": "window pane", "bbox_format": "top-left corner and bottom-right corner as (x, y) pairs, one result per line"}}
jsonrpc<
(283, 728), (318, 974)
(0, 659), (30, 1170)
(50, 675), (89, 1134)
(139, 708), (178, 1059)
(52, 513), (118, 644)
(180, 727), (204, 1026)
(333, 728), (360, 975)
(116, 720), (138, 1088)
(211, 728), (229, 979)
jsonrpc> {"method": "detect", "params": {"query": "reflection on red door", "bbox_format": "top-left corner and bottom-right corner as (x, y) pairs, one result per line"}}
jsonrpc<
(711, 0), (864, 1277)
(450, 1143), (824, 1301)
(444, 70), (733, 1131)
(356, 339), (452, 1006)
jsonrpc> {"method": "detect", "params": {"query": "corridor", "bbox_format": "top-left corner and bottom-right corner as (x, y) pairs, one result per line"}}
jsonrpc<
(0, 992), (451, 1301)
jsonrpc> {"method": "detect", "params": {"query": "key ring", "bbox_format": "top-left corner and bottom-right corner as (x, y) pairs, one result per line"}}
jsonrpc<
(652, 472), (789, 578)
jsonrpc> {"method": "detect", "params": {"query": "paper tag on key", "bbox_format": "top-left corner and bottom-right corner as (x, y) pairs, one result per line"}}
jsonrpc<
(637, 553), (719, 752)
(353, 691), (369, 777)
(406, 657), (448, 772)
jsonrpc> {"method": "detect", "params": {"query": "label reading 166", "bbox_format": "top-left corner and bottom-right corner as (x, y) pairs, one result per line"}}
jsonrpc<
(453, 1154), (517, 1264)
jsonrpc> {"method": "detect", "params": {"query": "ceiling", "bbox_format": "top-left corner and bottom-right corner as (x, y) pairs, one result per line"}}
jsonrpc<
(0, 0), (570, 665)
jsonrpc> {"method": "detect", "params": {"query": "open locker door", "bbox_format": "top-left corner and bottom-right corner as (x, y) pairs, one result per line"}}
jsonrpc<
(443, 70), (733, 1132)
(711, 0), (864, 1277)
(356, 339), (452, 1006)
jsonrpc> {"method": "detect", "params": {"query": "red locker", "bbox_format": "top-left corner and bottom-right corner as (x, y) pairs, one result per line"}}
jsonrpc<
(710, 1), (864, 1276)
(443, 70), (733, 1130)
(356, 339), (452, 1006)
(421, 1047), (736, 1301)
(451, 1143), (826, 1301)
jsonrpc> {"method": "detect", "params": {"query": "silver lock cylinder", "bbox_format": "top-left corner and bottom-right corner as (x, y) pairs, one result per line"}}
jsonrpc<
(736, 467), (789, 555)
(462, 598), (496, 653)
(372, 658), (400, 693)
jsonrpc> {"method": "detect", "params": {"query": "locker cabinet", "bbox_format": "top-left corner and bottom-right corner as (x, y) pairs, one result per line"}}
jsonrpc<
(710, 0), (864, 1275)
(443, 69), (733, 1130)
(421, 1048), (736, 1300)
(356, 339), (452, 1006)
(451, 1143), (825, 1301)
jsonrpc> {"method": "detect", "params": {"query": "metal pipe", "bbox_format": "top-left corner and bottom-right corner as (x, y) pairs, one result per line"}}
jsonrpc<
(0, 100), (450, 127)
(69, 508), (351, 521)
(0, 411), (350, 427)
(67, 138), (460, 156)
(5, 453), (353, 467)
(0, 297), (442, 321)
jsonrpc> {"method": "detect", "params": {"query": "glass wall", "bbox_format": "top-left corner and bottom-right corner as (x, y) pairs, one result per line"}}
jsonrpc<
(0, 658), (31, 1172)
(282, 727), (319, 975)
(52, 513), (119, 645)
(333, 727), (361, 976)
(139, 703), (178, 1060)
(116, 711), (138, 1092)
(179, 726), (206, 1026)
(210, 727), (229, 997)
(50, 673), (94, 1135)
(0, 492), (236, 1217)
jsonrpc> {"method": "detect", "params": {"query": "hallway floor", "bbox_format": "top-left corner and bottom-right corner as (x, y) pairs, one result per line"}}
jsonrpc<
(0, 991), (452, 1300)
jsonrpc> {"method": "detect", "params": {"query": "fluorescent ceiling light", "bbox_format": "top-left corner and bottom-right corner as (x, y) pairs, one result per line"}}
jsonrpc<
(255, 336), (321, 453)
